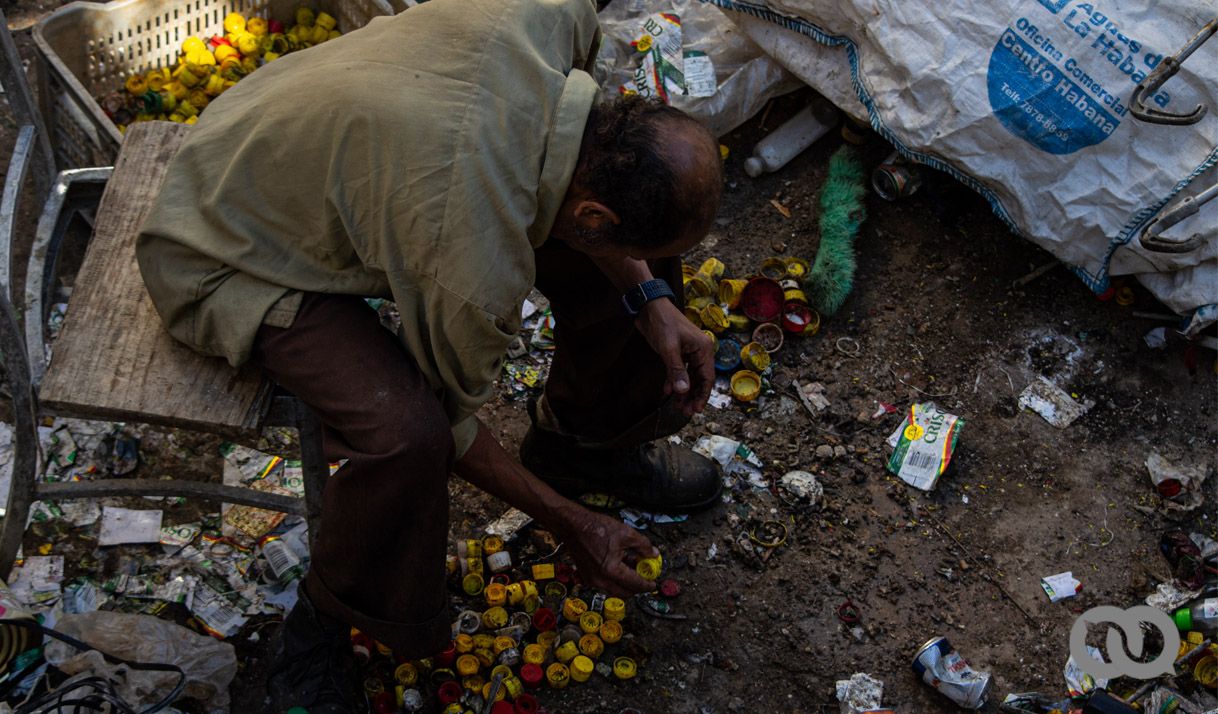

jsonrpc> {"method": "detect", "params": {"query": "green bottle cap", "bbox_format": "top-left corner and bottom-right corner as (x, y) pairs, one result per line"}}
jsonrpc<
(286, 708), (309, 714)
(1173, 608), (1193, 631)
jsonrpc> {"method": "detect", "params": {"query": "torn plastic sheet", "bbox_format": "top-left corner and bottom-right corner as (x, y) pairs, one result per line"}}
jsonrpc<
(595, 0), (800, 136)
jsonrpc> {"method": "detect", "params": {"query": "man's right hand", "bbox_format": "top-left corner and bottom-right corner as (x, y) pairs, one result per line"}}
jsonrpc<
(454, 420), (658, 597)
(556, 507), (658, 596)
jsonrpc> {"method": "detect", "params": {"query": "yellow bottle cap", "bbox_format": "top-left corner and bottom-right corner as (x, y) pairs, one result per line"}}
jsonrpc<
(636, 555), (663, 581)
(394, 662), (418, 686)
(536, 631), (558, 651)
(599, 620), (623, 644)
(472, 634), (495, 651)
(785, 257), (810, 279)
(730, 370), (762, 402)
(375, 641), (392, 657)
(481, 534), (504, 555)
(578, 634), (604, 658)
(683, 306), (704, 328)
(454, 633), (474, 653)
(562, 597), (588, 622)
(505, 582), (524, 606)
(698, 257), (726, 280)
(554, 640), (579, 664)
(491, 664), (513, 681)
(579, 611), (603, 634)
(531, 563), (555, 580)
(455, 654), (479, 677)
(481, 681), (506, 702)
(462, 674), (483, 691)
(461, 573), (484, 596)
(481, 606), (508, 629)
(223, 11), (245, 34)
(523, 643), (546, 665)
(760, 257), (788, 280)
(546, 663), (570, 689)
(718, 278), (748, 309)
(493, 636), (515, 655)
(570, 655), (594, 682)
(603, 597), (626, 621)
(613, 657), (638, 680)
(503, 675), (523, 698)
(700, 304), (729, 333)
(484, 583), (507, 607)
(740, 341), (771, 372)
(473, 648), (495, 667)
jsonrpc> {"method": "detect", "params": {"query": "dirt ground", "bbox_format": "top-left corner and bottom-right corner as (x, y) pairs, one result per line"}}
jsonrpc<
(2, 4), (1216, 714)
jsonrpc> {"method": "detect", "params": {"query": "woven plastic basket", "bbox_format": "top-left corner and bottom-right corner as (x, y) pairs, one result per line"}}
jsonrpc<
(33, 0), (394, 168)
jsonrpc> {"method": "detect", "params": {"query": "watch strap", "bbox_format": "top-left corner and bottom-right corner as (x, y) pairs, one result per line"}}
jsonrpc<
(622, 278), (676, 316)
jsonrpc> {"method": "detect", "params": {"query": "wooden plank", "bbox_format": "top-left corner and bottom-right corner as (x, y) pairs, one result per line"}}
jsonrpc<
(39, 122), (271, 438)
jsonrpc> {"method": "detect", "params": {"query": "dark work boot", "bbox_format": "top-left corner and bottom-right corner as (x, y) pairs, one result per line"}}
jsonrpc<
(519, 418), (723, 513)
(267, 587), (359, 714)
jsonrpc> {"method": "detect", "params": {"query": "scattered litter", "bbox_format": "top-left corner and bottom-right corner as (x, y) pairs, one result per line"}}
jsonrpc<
(1146, 451), (1208, 511)
(97, 507), (164, 546)
(707, 390), (732, 409)
(999, 692), (1070, 713)
(913, 636), (991, 709)
(692, 435), (766, 489)
(1063, 647), (1109, 698)
(885, 403), (963, 491)
(1144, 326), (1168, 349)
(620, 508), (688, 530)
(778, 470), (823, 506)
(484, 508), (533, 540)
(9, 556), (65, 607)
(1040, 571), (1081, 602)
(794, 380), (830, 412)
(1017, 376), (1094, 428)
(835, 672), (883, 714)
(1146, 582), (1204, 612)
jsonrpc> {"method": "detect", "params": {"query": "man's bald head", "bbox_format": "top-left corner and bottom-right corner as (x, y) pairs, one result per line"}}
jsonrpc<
(570, 97), (723, 254)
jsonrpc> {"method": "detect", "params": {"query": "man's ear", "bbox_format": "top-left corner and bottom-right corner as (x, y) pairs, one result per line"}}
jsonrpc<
(573, 200), (621, 232)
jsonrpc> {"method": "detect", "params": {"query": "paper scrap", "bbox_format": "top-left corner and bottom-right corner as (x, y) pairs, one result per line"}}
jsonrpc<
(98, 507), (164, 546)
(1040, 571), (1081, 602)
(1018, 376), (1093, 428)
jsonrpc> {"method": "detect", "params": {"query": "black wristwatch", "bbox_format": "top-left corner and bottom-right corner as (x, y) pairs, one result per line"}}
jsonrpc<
(621, 279), (676, 316)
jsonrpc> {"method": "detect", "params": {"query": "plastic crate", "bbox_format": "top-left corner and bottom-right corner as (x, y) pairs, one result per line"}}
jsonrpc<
(33, 0), (394, 168)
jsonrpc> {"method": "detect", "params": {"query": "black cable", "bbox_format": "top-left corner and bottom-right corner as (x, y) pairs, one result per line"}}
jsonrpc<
(0, 619), (185, 714)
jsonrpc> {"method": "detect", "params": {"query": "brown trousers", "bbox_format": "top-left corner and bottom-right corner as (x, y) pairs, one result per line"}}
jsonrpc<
(249, 241), (684, 656)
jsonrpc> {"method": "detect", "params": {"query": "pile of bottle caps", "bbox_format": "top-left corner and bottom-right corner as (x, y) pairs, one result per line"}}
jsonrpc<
(349, 536), (657, 713)
(681, 256), (820, 402)
(99, 6), (343, 131)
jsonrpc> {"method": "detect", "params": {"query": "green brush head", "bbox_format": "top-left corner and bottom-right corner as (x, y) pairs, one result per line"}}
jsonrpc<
(805, 146), (867, 316)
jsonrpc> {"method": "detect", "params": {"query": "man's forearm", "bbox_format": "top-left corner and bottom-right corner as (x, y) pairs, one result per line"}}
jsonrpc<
(453, 418), (584, 536)
(590, 254), (654, 292)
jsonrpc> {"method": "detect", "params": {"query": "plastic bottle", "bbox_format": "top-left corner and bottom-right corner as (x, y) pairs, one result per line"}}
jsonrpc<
(744, 98), (840, 178)
(1173, 597), (1217, 635)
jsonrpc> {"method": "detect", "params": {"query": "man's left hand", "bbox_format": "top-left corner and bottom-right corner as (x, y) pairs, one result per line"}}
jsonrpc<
(636, 298), (713, 416)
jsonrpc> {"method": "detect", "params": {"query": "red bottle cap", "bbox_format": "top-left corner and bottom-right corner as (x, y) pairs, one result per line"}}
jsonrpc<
(515, 693), (540, 713)
(268, 19), (284, 34)
(434, 641), (456, 667)
(437, 680), (463, 704)
(659, 578), (682, 598)
(491, 702), (514, 714)
(532, 607), (557, 632)
(372, 691), (396, 713)
(520, 663), (544, 689)
(208, 35), (232, 48)
(1157, 479), (1183, 498)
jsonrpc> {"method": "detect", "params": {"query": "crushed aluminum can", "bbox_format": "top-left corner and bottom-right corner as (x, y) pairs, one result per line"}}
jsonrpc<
(912, 636), (991, 709)
(872, 151), (923, 201)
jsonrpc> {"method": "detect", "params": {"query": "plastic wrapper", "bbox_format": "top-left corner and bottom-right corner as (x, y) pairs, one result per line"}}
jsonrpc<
(594, 0), (801, 137)
(44, 611), (237, 713)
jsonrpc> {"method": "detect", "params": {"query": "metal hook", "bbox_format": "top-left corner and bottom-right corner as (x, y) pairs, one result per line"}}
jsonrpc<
(1130, 18), (1216, 126)
(1139, 182), (1217, 253)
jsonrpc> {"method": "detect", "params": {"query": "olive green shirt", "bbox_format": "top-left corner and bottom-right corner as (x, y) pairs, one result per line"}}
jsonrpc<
(137, 0), (601, 457)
